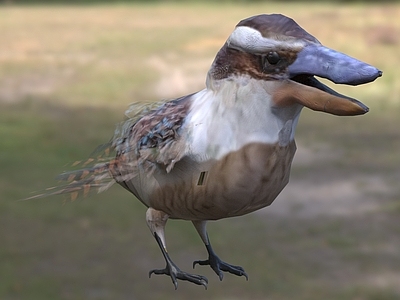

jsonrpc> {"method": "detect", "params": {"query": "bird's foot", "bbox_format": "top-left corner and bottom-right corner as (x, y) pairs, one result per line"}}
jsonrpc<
(149, 261), (208, 290)
(193, 253), (248, 281)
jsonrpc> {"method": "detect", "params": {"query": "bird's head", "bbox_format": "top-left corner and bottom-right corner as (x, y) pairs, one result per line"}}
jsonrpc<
(207, 14), (382, 116)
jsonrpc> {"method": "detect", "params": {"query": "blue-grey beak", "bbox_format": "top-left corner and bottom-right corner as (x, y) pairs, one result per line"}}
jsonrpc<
(289, 44), (382, 85)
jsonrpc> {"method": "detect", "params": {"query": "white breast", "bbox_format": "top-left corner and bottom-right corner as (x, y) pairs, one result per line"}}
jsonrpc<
(186, 76), (303, 162)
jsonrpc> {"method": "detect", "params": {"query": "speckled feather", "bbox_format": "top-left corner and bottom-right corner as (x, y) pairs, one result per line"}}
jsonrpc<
(111, 95), (192, 179)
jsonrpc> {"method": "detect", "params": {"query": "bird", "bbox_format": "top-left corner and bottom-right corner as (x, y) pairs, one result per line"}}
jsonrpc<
(31, 14), (382, 289)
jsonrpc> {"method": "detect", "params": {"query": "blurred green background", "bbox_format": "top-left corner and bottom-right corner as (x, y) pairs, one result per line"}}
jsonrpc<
(1, 1), (400, 299)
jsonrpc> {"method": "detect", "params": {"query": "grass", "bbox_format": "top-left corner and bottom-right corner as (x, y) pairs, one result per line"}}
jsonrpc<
(1, 2), (400, 300)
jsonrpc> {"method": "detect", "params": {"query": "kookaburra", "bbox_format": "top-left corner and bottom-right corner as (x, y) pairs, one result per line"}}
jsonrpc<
(34, 14), (382, 289)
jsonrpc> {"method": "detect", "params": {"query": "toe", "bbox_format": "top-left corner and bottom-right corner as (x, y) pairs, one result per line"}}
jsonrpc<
(193, 259), (209, 268)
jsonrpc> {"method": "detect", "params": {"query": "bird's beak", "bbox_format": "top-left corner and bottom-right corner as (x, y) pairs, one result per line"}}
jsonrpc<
(289, 44), (382, 85)
(275, 44), (382, 116)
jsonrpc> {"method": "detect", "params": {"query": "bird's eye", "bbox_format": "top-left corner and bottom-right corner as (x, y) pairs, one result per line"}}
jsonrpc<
(266, 51), (280, 65)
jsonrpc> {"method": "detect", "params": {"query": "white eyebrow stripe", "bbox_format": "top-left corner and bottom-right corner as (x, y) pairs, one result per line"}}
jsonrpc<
(227, 26), (305, 52)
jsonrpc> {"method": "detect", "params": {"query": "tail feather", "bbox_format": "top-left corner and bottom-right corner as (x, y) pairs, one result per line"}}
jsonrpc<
(24, 100), (168, 202)
(22, 159), (116, 202)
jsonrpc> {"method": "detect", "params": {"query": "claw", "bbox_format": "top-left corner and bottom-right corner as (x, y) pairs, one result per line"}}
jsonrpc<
(149, 267), (179, 289)
(149, 265), (208, 289)
(194, 244), (248, 281)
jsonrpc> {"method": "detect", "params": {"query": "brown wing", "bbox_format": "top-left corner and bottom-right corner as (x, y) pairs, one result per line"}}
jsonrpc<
(111, 94), (192, 183)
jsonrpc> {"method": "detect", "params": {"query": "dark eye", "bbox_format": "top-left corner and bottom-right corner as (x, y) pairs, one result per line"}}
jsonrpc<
(266, 51), (280, 65)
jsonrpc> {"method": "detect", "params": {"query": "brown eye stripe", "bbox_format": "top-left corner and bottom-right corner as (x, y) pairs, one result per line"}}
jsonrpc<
(210, 45), (298, 81)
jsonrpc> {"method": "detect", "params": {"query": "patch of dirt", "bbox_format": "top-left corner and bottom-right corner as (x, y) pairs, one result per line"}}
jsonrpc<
(147, 53), (211, 99)
(0, 75), (58, 103)
(363, 271), (400, 291)
(0, 67), (76, 103)
(270, 175), (390, 218)
(263, 143), (393, 218)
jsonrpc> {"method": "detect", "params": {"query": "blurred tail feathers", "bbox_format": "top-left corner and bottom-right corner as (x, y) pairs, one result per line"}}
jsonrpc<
(22, 147), (117, 202)
(23, 100), (171, 202)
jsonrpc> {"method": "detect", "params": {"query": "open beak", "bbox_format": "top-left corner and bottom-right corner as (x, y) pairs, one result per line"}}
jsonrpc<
(275, 44), (382, 116)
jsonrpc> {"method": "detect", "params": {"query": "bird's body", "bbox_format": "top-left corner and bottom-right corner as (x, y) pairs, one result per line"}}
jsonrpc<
(114, 77), (301, 221)
(33, 14), (382, 289)
(150, 141), (296, 220)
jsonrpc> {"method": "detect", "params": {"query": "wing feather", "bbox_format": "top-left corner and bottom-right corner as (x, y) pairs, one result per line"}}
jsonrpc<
(24, 95), (192, 202)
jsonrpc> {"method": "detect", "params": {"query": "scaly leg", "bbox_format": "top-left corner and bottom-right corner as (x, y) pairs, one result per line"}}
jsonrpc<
(192, 220), (248, 281)
(146, 208), (208, 289)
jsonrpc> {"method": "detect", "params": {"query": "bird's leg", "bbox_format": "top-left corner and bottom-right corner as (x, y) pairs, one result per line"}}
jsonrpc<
(192, 220), (248, 281)
(146, 208), (208, 289)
